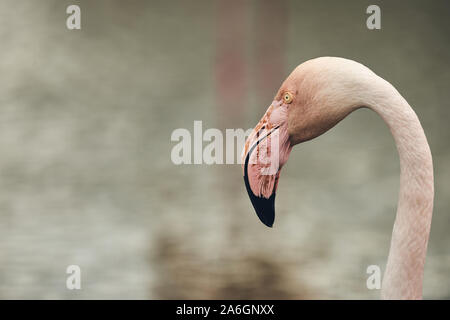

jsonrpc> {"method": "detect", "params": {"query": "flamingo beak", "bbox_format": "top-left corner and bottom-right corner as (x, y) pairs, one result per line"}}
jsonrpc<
(243, 126), (280, 228)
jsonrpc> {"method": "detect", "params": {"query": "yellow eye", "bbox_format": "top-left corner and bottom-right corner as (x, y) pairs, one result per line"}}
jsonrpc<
(283, 92), (293, 104)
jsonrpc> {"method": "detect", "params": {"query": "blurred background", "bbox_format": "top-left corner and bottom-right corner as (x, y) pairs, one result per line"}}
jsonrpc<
(0, 0), (449, 299)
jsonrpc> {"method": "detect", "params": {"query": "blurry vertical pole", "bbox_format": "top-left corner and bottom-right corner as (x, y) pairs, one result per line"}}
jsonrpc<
(215, 0), (248, 127)
(214, 0), (249, 247)
(253, 0), (287, 105)
(213, 0), (287, 216)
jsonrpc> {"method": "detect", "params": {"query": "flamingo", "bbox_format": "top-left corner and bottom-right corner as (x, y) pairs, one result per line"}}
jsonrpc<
(241, 57), (434, 299)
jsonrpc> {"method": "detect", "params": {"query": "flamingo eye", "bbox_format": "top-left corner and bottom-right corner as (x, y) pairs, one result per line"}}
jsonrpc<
(283, 92), (293, 104)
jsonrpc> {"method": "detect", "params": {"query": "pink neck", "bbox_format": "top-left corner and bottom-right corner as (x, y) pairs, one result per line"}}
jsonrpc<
(366, 78), (434, 299)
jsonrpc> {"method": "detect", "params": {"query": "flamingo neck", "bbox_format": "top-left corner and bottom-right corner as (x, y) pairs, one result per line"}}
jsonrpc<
(366, 79), (434, 299)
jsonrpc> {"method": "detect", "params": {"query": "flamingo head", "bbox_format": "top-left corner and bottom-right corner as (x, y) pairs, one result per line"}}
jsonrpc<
(242, 58), (356, 227)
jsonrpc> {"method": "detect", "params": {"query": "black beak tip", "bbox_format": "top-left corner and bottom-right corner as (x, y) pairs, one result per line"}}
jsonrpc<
(251, 191), (276, 228)
(243, 176), (276, 228)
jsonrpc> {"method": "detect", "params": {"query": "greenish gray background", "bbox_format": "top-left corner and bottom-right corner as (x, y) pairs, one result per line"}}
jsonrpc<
(0, 0), (448, 299)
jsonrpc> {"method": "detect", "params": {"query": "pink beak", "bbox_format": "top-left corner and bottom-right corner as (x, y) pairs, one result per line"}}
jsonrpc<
(242, 100), (293, 227)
